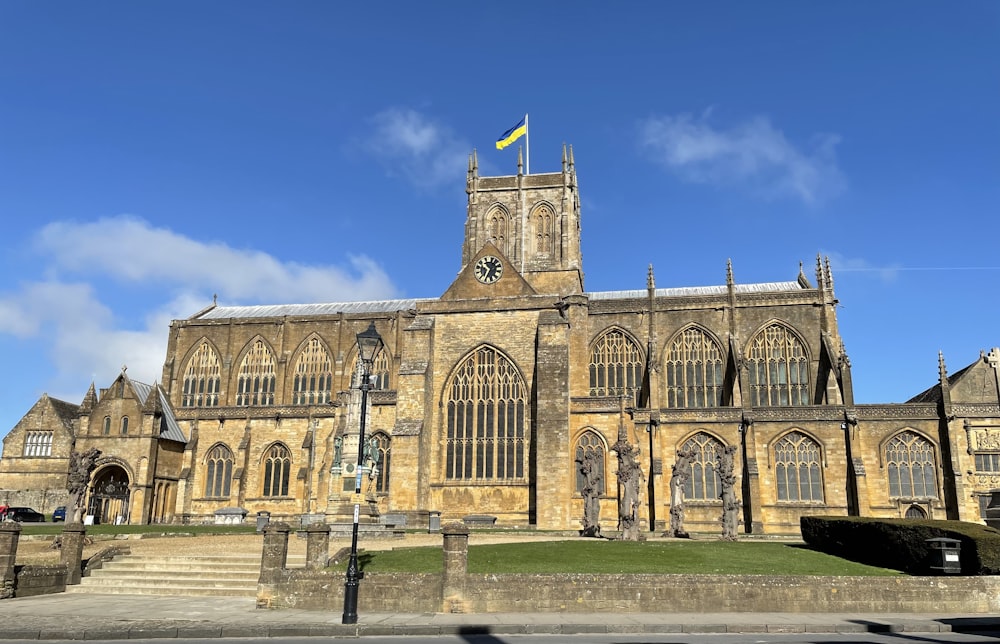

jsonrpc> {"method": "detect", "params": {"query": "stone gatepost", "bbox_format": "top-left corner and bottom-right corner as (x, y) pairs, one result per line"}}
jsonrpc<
(305, 523), (331, 570)
(60, 523), (87, 585)
(0, 522), (22, 599)
(259, 522), (291, 585)
(442, 522), (469, 613)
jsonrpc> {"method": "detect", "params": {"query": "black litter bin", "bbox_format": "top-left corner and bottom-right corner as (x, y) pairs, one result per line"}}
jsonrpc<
(926, 537), (961, 575)
(256, 511), (271, 533)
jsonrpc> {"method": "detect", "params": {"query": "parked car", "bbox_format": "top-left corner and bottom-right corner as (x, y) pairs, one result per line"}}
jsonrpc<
(51, 506), (66, 522)
(6, 507), (45, 522)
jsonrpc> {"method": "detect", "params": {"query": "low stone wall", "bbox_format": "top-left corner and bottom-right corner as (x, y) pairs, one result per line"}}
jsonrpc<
(261, 570), (1000, 613)
(13, 565), (67, 598)
(261, 569), (441, 612)
(460, 574), (1000, 613)
(257, 521), (1000, 614)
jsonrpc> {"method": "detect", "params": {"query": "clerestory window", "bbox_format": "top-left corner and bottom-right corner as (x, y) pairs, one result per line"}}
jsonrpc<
(666, 327), (725, 408)
(236, 340), (276, 406)
(292, 337), (334, 405)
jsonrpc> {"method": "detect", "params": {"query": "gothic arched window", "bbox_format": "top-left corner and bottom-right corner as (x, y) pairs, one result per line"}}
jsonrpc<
(369, 432), (391, 493)
(681, 433), (725, 500)
(120, 416), (129, 435)
(236, 339), (276, 406)
(103, 416), (111, 435)
(293, 337), (333, 405)
(533, 204), (553, 255)
(262, 443), (291, 497)
(350, 346), (391, 390)
(666, 327), (725, 408)
(774, 431), (824, 502)
(488, 207), (510, 258)
(746, 323), (810, 407)
(574, 430), (606, 495)
(886, 431), (937, 498)
(181, 341), (221, 407)
(205, 444), (233, 498)
(445, 346), (528, 481)
(589, 329), (643, 405)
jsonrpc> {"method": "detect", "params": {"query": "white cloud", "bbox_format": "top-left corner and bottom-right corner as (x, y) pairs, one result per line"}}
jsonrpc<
(34, 216), (397, 303)
(0, 217), (399, 392)
(362, 108), (470, 189)
(821, 251), (900, 283)
(640, 111), (845, 205)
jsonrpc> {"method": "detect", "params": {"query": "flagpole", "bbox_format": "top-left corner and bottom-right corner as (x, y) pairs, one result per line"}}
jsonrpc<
(524, 113), (530, 175)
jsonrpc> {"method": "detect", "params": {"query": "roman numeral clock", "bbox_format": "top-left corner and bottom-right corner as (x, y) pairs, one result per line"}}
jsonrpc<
(474, 255), (503, 284)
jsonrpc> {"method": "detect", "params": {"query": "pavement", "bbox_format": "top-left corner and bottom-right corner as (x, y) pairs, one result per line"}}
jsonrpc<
(0, 594), (999, 639)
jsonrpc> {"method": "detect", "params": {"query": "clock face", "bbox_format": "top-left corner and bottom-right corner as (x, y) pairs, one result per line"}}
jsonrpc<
(474, 255), (503, 284)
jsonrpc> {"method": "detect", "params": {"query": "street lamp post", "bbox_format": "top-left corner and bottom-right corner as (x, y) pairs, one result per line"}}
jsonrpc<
(342, 321), (383, 625)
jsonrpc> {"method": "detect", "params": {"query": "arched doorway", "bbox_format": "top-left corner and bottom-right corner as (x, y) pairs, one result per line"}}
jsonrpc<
(87, 466), (131, 525)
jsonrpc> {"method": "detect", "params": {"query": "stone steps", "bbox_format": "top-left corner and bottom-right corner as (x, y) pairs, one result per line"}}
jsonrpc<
(67, 553), (305, 597)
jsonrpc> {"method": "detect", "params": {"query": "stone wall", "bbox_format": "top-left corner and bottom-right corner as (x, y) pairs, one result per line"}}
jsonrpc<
(262, 570), (1000, 614)
(12, 565), (67, 598)
(258, 519), (1000, 615)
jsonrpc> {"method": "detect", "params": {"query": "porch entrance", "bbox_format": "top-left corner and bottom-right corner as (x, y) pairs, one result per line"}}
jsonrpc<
(87, 466), (131, 524)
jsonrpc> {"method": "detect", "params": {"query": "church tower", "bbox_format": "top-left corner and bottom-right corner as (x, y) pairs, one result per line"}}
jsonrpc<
(462, 146), (583, 296)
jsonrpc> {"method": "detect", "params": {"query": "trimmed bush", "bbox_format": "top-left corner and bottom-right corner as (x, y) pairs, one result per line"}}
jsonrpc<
(801, 516), (1000, 575)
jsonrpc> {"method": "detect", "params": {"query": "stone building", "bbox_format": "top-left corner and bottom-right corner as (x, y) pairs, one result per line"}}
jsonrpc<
(2, 147), (999, 533)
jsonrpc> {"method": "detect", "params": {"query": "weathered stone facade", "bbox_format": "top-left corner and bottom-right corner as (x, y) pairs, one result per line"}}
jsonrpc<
(2, 148), (999, 533)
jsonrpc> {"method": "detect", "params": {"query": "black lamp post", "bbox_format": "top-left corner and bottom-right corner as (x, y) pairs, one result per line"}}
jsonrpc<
(342, 321), (384, 625)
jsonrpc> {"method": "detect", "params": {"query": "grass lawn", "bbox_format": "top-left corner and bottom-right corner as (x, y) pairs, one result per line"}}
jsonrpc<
(350, 540), (901, 576)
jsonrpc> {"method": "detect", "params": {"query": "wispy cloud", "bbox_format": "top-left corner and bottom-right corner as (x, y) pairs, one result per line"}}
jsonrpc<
(821, 251), (900, 283)
(639, 110), (845, 205)
(362, 108), (470, 190)
(0, 216), (399, 391)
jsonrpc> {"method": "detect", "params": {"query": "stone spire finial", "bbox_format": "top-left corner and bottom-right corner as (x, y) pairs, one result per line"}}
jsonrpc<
(568, 144), (575, 167)
(938, 351), (948, 380)
(726, 259), (734, 287)
(815, 254), (824, 290)
(562, 143), (567, 172)
(647, 264), (655, 290)
(824, 256), (834, 292)
(517, 146), (523, 175)
(797, 261), (813, 288)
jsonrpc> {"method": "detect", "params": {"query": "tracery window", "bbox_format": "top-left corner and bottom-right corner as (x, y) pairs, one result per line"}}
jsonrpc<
(886, 431), (937, 498)
(23, 431), (53, 457)
(292, 338), (333, 405)
(774, 431), (823, 502)
(665, 327), (725, 408)
(236, 340), (276, 406)
(204, 444), (233, 498)
(574, 430), (606, 495)
(746, 324), (810, 407)
(488, 207), (510, 258)
(181, 341), (221, 407)
(533, 204), (553, 255)
(369, 432), (391, 493)
(681, 433), (724, 500)
(350, 347), (391, 390)
(445, 346), (527, 481)
(261, 443), (291, 497)
(589, 329), (643, 405)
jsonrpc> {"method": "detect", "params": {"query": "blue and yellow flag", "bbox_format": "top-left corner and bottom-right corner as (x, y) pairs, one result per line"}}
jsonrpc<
(496, 116), (527, 150)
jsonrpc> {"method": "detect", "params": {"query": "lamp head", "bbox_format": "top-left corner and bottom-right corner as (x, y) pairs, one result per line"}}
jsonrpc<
(356, 321), (384, 368)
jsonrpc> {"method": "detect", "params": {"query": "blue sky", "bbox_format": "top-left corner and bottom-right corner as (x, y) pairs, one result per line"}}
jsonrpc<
(1, 2), (998, 441)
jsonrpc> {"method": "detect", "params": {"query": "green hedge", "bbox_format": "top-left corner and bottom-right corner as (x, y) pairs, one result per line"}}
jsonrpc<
(800, 516), (1000, 575)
